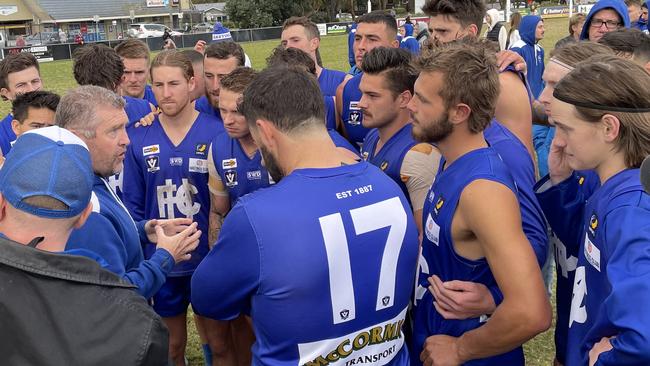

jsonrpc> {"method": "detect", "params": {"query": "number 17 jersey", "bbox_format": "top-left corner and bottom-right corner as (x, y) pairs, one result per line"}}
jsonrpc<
(191, 161), (420, 366)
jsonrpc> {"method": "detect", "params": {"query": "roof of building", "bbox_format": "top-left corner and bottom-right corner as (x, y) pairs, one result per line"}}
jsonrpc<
(35, 0), (179, 22)
(193, 2), (226, 13)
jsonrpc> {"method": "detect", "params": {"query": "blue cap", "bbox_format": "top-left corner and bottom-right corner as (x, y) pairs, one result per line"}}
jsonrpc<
(0, 126), (93, 218)
(211, 22), (233, 43)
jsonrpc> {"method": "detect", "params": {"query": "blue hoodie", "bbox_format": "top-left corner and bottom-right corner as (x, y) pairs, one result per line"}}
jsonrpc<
(511, 15), (545, 98)
(511, 15), (550, 176)
(580, 0), (631, 40)
(637, 1), (649, 31)
(348, 23), (357, 68)
(400, 23), (420, 54)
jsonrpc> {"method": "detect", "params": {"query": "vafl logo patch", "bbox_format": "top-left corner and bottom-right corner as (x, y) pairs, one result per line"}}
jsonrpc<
(146, 156), (160, 173)
(225, 170), (238, 187)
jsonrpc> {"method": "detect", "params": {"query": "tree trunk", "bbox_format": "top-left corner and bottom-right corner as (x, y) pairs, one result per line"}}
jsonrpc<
(327, 0), (338, 21)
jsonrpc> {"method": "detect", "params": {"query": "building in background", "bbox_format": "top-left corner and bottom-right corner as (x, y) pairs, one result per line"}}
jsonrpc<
(0, 0), (194, 45)
(193, 2), (227, 23)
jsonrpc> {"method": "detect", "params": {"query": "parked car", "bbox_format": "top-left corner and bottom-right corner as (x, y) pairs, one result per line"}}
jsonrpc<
(192, 22), (213, 33)
(336, 13), (354, 22)
(24, 32), (61, 46)
(128, 24), (181, 38)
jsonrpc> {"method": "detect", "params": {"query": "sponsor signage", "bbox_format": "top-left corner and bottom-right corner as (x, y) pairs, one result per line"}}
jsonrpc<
(4, 46), (53, 62)
(326, 22), (349, 35)
(0, 6), (18, 16)
(146, 0), (167, 7)
(540, 6), (572, 18)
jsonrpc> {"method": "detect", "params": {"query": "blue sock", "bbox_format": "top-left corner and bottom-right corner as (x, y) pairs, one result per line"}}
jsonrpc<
(202, 344), (213, 366)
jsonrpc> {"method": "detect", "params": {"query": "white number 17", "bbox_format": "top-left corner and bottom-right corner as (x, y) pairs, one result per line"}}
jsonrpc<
(319, 197), (407, 325)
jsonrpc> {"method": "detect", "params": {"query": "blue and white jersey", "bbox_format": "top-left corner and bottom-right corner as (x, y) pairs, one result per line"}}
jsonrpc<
(341, 74), (371, 148)
(324, 95), (337, 131)
(124, 96), (153, 128)
(361, 124), (416, 206)
(122, 113), (222, 276)
(485, 120), (547, 266)
(192, 161), (419, 366)
(319, 68), (346, 97)
(329, 129), (360, 156)
(562, 169), (650, 366)
(0, 113), (15, 157)
(143, 84), (158, 107)
(210, 132), (272, 207)
(535, 170), (599, 365)
(412, 147), (524, 366)
(194, 96), (221, 119)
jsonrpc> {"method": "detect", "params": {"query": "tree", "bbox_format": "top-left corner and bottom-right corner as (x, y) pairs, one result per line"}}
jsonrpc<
(226, 0), (331, 28)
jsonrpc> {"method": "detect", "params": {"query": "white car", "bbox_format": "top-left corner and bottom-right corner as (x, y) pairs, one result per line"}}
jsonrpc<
(128, 24), (181, 38)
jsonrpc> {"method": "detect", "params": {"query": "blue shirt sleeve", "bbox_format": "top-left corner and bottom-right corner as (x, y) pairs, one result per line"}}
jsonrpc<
(122, 141), (146, 222)
(68, 214), (129, 277)
(596, 204), (650, 365)
(191, 203), (260, 320)
(67, 213), (173, 299)
(535, 172), (586, 251)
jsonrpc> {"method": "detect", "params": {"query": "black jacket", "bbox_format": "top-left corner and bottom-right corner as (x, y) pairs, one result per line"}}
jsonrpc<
(0, 236), (169, 365)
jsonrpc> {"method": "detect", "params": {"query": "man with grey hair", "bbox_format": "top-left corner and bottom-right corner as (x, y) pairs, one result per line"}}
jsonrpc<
(61, 85), (201, 300)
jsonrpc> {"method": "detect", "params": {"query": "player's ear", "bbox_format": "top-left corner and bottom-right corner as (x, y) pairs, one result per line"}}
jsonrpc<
(601, 114), (620, 143)
(73, 202), (94, 229)
(466, 24), (479, 37)
(398, 90), (413, 108)
(449, 103), (471, 126)
(255, 119), (276, 147)
(311, 37), (320, 52)
(188, 76), (196, 92)
(11, 119), (21, 136)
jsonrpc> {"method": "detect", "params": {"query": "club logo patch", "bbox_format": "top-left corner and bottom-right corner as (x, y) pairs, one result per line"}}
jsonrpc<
(434, 196), (444, 215)
(143, 144), (160, 156)
(589, 213), (598, 236)
(195, 143), (208, 156)
(380, 161), (389, 171)
(146, 156), (160, 173)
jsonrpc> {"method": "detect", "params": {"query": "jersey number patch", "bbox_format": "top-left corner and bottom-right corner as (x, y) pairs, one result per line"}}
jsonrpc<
(318, 197), (407, 325)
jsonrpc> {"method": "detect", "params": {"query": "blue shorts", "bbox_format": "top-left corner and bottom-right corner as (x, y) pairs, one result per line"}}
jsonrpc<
(152, 275), (192, 317)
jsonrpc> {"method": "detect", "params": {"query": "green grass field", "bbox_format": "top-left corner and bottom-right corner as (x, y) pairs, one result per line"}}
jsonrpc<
(6, 16), (572, 365)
